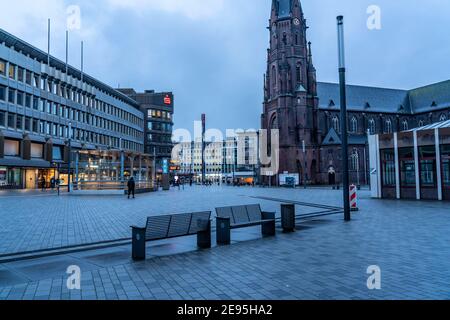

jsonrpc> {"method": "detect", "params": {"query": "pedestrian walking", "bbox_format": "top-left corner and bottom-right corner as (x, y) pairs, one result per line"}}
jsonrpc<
(127, 177), (136, 199)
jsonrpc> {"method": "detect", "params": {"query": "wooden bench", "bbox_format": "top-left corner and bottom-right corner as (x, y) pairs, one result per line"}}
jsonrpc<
(215, 204), (276, 245)
(131, 211), (211, 260)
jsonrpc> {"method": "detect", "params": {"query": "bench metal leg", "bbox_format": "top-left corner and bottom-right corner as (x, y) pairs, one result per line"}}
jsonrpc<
(197, 221), (212, 249)
(216, 218), (231, 245)
(132, 227), (147, 261)
(261, 211), (276, 237)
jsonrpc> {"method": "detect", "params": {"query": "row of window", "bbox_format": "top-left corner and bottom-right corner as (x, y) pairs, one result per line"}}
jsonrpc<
(0, 59), (142, 127)
(147, 109), (172, 120)
(0, 111), (142, 152)
(331, 115), (448, 135)
(147, 121), (173, 132)
(147, 134), (172, 144)
(381, 145), (450, 188)
(0, 85), (142, 141)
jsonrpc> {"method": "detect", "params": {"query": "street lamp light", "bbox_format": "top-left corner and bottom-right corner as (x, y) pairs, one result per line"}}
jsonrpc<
(337, 16), (351, 221)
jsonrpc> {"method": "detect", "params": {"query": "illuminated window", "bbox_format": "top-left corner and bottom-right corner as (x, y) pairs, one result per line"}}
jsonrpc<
(8, 64), (16, 79)
(0, 60), (6, 76)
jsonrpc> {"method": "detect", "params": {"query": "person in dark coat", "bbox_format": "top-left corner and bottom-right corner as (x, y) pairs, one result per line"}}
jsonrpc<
(127, 177), (136, 199)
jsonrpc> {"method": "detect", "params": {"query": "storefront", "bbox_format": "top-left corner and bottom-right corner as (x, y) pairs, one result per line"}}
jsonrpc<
(370, 120), (450, 201)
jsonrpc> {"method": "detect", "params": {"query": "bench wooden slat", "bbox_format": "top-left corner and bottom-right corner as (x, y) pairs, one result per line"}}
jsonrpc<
(145, 215), (172, 240)
(247, 204), (262, 222)
(189, 211), (211, 235)
(216, 207), (234, 224)
(168, 213), (192, 238)
(232, 206), (250, 224)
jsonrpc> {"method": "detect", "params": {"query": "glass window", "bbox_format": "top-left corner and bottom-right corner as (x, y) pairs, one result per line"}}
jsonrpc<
(26, 70), (32, 85)
(7, 113), (15, 129)
(25, 117), (31, 131)
(8, 64), (16, 79)
(8, 89), (15, 104)
(17, 91), (24, 106)
(399, 148), (415, 187)
(52, 146), (63, 160)
(32, 119), (38, 133)
(0, 111), (5, 127)
(4, 139), (20, 156)
(30, 143), (43, 159)
(25, 94), (32, 108)
(18, 67), (24, 82)
(16, 115), (23, 130)
(0, 60), (5, 76)
(419, 146), (436, 187)
(0, 85), (5, 101)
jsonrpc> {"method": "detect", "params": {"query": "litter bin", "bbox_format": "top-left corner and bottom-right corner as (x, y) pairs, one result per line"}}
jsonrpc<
(131, 227), (147, 260)
(281, 203), (296, 232)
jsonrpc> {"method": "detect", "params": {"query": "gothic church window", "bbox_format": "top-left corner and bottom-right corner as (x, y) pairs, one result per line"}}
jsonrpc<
(440, 114), (447, 122)
(368, 119), (376, 135)
(350, 117), (358, 133)
(402, 120), (409, 131)
(385, 119), (393, 134)
(332, 116), (339, 132)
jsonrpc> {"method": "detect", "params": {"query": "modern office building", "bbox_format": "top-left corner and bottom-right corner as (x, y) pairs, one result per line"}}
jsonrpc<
(176, 133), (259, 184)
(369, 120), (450, 201)
(117, 89), (174, 177)
(0, 28), (148, 189)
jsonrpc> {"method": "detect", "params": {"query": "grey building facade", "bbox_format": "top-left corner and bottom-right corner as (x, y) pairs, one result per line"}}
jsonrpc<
(0, 29), (145, 189)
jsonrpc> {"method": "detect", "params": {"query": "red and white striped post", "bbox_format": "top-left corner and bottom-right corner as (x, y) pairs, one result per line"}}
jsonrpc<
(350, 184), (359, 212)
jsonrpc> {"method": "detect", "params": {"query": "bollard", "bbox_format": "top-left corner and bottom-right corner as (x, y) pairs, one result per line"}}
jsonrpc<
(350, 184), (359, 212)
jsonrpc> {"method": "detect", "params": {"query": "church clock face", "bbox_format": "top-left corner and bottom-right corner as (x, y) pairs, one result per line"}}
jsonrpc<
(293, 18), (300, 26)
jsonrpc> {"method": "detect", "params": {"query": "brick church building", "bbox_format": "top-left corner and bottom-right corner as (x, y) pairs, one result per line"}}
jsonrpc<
(261, 0), (450, 185)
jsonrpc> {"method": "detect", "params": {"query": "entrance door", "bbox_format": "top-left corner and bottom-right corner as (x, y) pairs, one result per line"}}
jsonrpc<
(25, 170), (37, 189)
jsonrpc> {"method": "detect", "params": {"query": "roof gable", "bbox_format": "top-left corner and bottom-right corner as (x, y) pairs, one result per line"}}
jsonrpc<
(322, 128), (342, 146)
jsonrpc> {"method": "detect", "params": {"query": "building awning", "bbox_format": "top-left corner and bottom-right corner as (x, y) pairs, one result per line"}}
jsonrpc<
(408, 119), (450, 132)
(0, 158), (51, 168)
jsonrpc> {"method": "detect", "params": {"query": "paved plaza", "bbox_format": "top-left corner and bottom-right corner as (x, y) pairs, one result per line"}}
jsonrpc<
(0, 186), (449, 300)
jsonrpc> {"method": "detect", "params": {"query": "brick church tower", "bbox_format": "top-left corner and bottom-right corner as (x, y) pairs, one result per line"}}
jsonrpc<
(262, 0), (319, 184)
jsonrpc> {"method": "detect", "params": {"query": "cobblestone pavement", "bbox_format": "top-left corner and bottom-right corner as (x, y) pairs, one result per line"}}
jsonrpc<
(0, 186), (449, 300)
(0, 186), (337, 255)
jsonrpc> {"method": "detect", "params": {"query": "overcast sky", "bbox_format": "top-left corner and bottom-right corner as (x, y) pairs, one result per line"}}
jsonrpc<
(2, 0), (450, 133)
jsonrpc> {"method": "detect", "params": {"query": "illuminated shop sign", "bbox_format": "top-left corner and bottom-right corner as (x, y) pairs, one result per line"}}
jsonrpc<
(164, 95), (172, 105)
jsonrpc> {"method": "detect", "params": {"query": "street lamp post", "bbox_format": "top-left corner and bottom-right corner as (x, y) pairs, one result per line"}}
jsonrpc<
(67, 122), (72, 193)
(337, 16), (351, 221)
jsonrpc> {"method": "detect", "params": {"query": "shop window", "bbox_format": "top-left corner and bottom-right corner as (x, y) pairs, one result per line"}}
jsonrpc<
(381, 150), (395, 186)
(31, 143), (44, 159)
(399, 148), (415, 187)
(419, 146), (436, 187)
(4, 139), (20, 157)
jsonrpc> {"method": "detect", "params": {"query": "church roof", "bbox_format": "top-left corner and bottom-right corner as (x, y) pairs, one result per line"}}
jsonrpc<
(317, 81), (450, 115)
